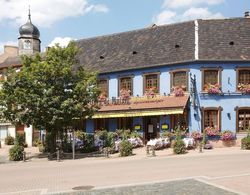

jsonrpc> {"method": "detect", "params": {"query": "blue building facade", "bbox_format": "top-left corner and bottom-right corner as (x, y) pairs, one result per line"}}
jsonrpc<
(84, 62), (250, 136)
(74, 17), (250, 141)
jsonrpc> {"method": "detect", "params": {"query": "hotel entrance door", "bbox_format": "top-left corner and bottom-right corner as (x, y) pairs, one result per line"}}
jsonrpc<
(144, 116), (160, 141)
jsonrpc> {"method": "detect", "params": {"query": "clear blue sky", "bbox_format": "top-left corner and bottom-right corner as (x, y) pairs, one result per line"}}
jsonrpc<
(0, 0), (249, 52)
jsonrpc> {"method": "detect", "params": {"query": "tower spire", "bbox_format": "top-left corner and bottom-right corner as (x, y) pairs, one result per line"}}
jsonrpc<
(28, 5), (31, 22)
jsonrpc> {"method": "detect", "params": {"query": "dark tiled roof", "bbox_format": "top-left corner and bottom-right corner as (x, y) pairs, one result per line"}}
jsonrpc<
(1, 18), (250, 73)
(199, 18), (250, 60)
(75, 21), (195, 73)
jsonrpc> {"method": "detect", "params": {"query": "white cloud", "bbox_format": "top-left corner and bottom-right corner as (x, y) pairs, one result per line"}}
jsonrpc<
(154, 10), (176, 25)
(0, 41), (18, 54)
(183, 7), (224, 20)
(86, 4), (109, 13)
(0, 0), (109, 27)
(154, 0), (224, 25)
(48, 37), (75, 48)
(163, 0), (225, 9)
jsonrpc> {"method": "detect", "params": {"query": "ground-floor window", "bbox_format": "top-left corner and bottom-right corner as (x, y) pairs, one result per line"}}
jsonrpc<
(118, 117), (133, 130)
(238, 109), (250, 132)
(94, 118), (109, 131)
(202, 107), (221, 132)
(171, 112), (188, 131)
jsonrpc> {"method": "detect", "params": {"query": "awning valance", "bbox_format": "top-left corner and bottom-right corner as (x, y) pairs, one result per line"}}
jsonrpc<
(92, 95), (189, 119)
(92, 108), (184, 119)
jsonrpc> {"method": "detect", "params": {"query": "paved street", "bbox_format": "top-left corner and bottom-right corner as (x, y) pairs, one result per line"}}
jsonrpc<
(0, 147), (250, 195)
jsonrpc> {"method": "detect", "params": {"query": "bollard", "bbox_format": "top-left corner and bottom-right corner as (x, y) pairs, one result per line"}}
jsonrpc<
(199, 141), (203, 153)
(146, 145), (150, 155)
(56, 148), (60, 162)
(23, 151), (26, 162)
(106, 148), (109, 158)
(152, 146), (156, 156)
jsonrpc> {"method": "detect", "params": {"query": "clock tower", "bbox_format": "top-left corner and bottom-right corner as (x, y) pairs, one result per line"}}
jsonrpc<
(18, 8), (41, 55)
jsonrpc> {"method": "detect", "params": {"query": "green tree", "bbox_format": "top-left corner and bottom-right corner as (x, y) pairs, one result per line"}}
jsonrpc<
(0, 42), (99, 152)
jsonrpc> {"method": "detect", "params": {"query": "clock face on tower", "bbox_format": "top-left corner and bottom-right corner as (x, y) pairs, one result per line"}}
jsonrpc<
(23, 40), (31, 49)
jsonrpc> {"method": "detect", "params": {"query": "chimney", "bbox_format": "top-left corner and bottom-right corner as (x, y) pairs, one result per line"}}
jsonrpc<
(244, 11), (250, 18)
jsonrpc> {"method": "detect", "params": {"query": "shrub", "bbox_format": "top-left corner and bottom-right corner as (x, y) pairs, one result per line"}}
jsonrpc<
(62, 141), (72, 153)
(161, 131), (173, 138)
(220, 131), (235, 141)
(9, 145), (24, 161)
(5, 135), (14, 145)
(95, 130), (108, 141)
(33, 139), (42, 147)
(172, 139), (186, 154)
(119, 140), (133, 157)
(80, 133), (97, 153)
(38, 144), (45, 153)
(75, 130), (85, 140)
(15, 133), (25, 146)
(130, 130), (141, 138)
(115, 129), (130, 139)
(241, 136), (250, 150)
(106, 132), (117, 148)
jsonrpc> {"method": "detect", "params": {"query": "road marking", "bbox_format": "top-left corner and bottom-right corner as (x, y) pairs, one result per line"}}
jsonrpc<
(195, 178), (246, 195)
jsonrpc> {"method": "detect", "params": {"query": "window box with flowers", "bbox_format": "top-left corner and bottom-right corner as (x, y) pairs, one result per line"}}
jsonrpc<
(144, 87), (158, 98)
(119, 88), (131, 103)
(238, 83), (250, 94)
(172, 86), (185, 97)
(98, 93), (108, 105)
(205, 127), (220, 140)
(204, 83), (221, 94)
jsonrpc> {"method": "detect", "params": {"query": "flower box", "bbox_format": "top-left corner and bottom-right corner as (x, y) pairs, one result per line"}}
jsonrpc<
(205, 127), (220, 136)
(204, 83), (221, 94)
(172, 86), (185, 97)
(238, 83), (250, 94)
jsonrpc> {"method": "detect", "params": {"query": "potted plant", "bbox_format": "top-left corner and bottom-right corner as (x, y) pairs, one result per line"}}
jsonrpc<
(220, 130), (236, 147)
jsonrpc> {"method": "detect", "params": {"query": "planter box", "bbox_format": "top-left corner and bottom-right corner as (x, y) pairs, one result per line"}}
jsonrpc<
(208, 139), (239, 148)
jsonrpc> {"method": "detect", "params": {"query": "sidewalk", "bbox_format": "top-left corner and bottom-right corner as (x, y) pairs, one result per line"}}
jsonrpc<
(1, 143), (249, 164)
